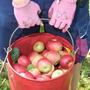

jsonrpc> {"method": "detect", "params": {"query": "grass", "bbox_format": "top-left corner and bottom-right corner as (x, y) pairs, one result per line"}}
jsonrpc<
(78, 51), (90, 90)
(0, 61), (9, 90)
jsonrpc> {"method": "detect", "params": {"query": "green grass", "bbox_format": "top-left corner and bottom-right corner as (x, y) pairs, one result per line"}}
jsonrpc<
(0, 61), (10, 90)
(78, 57), (90, 90)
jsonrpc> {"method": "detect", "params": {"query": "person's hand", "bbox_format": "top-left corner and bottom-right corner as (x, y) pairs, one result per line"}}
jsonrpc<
(13, 1), (42, 28)
(48, 0), (77, 32)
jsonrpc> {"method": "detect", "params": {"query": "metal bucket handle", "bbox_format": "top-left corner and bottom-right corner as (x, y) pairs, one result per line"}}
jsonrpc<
(9, 18), (75, 52)
(0, 18), (76, 74)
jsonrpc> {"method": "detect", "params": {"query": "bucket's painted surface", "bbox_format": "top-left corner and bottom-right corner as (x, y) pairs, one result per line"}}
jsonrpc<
(7, 33), (74, 90)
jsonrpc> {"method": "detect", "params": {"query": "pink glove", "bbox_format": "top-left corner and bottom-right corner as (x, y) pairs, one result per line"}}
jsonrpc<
(12, 0), (42, 28)
(48, 0), (77, 32)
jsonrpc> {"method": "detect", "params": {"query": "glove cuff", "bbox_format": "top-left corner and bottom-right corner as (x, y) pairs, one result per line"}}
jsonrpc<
(12, 0), (30, 8)
(62, 0), (77, 4)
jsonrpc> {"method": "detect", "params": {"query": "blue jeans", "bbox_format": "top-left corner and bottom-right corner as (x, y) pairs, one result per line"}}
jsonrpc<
(0, 0), (89, 63)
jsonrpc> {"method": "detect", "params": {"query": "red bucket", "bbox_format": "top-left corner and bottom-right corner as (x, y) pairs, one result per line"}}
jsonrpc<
(7, 32), (75, 90)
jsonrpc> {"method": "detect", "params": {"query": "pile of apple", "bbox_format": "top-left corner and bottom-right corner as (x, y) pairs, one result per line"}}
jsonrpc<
(12, 38), (74, 81)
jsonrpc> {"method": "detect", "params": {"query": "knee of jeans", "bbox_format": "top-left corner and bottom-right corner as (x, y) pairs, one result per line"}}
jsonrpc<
(75, 54), (85, 64)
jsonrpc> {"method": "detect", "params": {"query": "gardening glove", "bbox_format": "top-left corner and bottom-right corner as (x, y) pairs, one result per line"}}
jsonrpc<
(12, 0), (42, 28)
(48, 0), (77, 32)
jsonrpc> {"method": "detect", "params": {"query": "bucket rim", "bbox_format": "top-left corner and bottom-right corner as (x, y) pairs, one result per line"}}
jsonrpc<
(7, 32), (75, 82)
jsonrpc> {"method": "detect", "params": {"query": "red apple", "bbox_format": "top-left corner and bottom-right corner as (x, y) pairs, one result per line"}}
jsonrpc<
(33, 41), (45, 53)
(37, 58), (52, 73)
(43, 65), (55, 76)
(13, 64), (26, 73)
(61, 69), (68, 73)
(51, 69), (64, 79)
(29, 52), (43, 67)
(60, 55), (73, 69)
(19, 71), (34, 79)
(64, 47), (71, 54)
(59, 51), (68, 57)
(18, 55), (30, 67)
(32, 54), (43, 67)
(42, 50), (48, 56)
(28, 52), (39, 61)
(36, 75), (50, 81)
(43, 51), (60, 65)
(27, 64), (35, 70)
(46, 38), (62, 52)
(29, 68), (41, 78)
(27, 64), (41, 77)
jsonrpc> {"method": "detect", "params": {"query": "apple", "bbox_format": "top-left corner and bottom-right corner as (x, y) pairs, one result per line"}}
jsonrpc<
(51, 69), (64, 79)
(60, 55), (73, 69)
(36, 75), (50, 81)
(43, 51), (60, 65)
(42, 50), (48, 56)
(64, 47), (71, 54)
(19, 71), (34, 79)
(29, 52), (43, 67)
(61, 69), (68, 73)
(37, 58), (52, 73)
(59, 51), (68, 57)
(13, 64), (26, 73)
(27, 64), (35, 70)
(46, 38), (62, 52)
(28, 52), (39, 61)
(33, 41), (45, 53)
(27, 64), (41, 77)
(32, 54), (43, 67)
(29, 68), (41, 77)
(28, 68), (41, 78)
(43, 65), (55, 76)
(18, 55), (30, 67)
